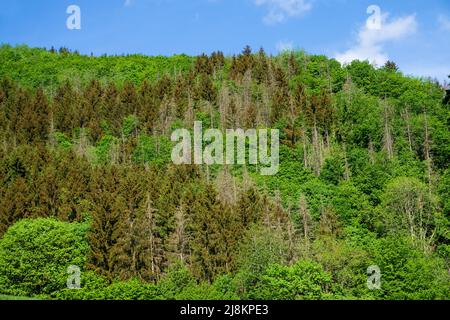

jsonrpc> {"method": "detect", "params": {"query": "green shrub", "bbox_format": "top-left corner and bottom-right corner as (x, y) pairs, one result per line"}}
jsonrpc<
(102, 279), (160, 300)
(0, 218), (89, 297)
(51, 270), (109, 300)
(250, 260), (332, 300)
(369, 236), (450, 300)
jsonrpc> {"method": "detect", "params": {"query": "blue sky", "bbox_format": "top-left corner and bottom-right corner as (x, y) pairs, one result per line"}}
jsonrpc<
(0, 0), (449, 82)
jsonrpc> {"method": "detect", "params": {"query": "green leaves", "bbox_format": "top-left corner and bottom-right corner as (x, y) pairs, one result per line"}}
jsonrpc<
(132, 134), (173, 166)
(0, 218), (89, 297)
(122, 115), (139, 138)
(94, 134), (118, 164)
(381, 176), (438, 241)
(0, 45), (194, 89)
(251, 260), (332, 300)
(369, 236), (450, 300)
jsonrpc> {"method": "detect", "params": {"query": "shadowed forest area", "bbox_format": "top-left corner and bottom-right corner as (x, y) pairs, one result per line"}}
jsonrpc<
(0, 44), (449, 300)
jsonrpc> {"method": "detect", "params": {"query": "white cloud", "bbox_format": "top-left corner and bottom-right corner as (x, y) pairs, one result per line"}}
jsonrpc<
(438, 14), (450, 31)
(254, 0), (312, 25)
(276, 40), (294, 52)
(335, 13), (417, 67)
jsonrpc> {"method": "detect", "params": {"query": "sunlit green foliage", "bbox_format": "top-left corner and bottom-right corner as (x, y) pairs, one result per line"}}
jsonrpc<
(0, 45), (448, 300)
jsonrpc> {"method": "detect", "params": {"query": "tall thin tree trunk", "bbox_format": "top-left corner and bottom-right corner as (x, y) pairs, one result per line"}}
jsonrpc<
(423, 109), (433, 195)
(302, 123), (308, 168)
(383, 101), (394, 159)
(343, 142), (351, 181)
(403, 106), (413, 152)
(312, 116), (321, 175)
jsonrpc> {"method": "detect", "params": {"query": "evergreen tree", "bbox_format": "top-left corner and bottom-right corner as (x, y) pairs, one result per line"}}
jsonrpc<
(88, 166), (127, 280)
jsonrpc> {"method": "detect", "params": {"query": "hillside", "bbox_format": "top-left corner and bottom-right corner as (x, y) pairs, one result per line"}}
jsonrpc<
(0, 45), (449, 300)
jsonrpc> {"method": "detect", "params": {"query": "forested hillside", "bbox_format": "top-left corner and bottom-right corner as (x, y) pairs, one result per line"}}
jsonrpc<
(0, 44), (449, 300)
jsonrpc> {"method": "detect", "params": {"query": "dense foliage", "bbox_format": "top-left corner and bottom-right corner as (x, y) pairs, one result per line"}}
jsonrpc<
(0, 218), (89, 297)
(0, 45), (448, 300)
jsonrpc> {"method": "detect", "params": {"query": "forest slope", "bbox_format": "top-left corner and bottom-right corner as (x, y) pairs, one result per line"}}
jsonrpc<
(0, 45), (449, 300)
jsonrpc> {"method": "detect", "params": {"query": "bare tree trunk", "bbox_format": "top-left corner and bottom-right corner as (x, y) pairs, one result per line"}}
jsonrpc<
(312, 116), (321, 175)
(423, 109), (433, 195)
(382, 100), (394, 159)
(402, 106), (413, 152)
(219, 85), (230, 129)
(299, 194), (311, 242)
(286, 206), (296, 265)
(302, 123), (309, 168)
(184, 92), (195, 127)
(144, 193), (158, 279)
(368, 138), (375, 164)
(289, 96), (297, 145)
(343, 142), (351, 181)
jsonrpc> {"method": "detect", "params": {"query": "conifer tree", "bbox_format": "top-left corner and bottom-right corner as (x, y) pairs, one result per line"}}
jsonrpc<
(188, 182), (241, 282)
(135, 192), (163, 280)
(88, 166), (127, 280)
(254, 47), (269, 84)
(53, 81), (79, 135)
(21, 88), (50, 143)
(112, 168), (146, 280)
(138, 80), (159, 133)
(82, 80), (103, 141)
(318, 205), (342, 238)
(0, 176), (30, 236)
(299, 194), (312, 242)
(167, 201), (189, 265)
